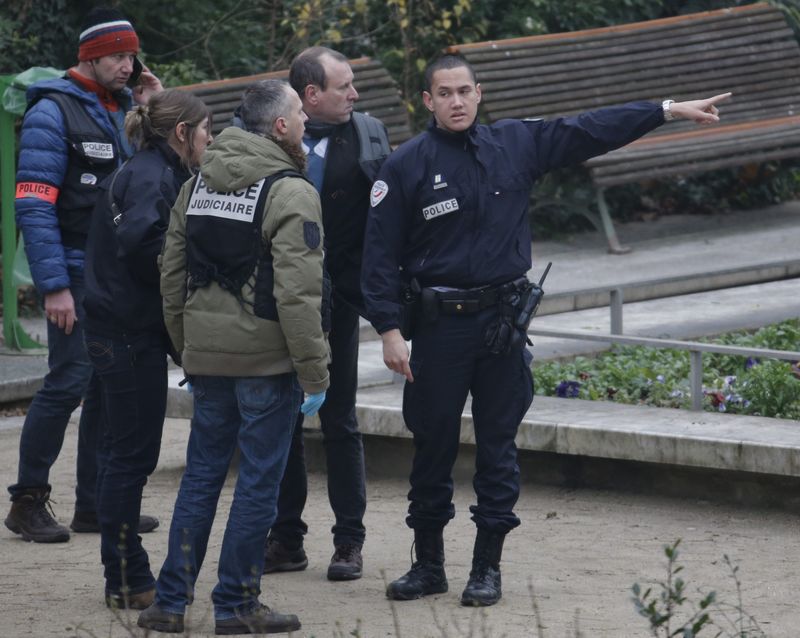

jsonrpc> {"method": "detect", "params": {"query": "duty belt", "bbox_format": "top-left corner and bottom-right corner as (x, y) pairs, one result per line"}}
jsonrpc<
(426, 278), (527, 316)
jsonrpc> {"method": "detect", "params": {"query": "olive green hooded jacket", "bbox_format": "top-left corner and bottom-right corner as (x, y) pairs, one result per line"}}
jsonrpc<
(160, 127), (329, 394)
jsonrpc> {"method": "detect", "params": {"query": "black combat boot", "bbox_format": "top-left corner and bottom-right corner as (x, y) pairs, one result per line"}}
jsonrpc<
(460, 528), (505, 606)
(386, 529), (448, 600)
(4, 488), (70, 543)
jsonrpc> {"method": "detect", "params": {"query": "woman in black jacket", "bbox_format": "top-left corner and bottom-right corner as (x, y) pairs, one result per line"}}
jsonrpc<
(83, 89), (211, 609)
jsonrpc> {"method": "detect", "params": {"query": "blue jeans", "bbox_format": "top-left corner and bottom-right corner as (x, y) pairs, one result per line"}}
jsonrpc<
(86, 329), (167, 596)
(154, 374), (301, 620)
(8, 270), (100, 513)
(270, 299), (366, 548)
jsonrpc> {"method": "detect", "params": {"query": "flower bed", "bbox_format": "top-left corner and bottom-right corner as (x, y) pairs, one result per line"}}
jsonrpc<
(533, 319), (800, 419)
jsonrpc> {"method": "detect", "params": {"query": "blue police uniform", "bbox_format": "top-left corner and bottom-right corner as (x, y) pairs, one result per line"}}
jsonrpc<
(362, 102), (664, 535)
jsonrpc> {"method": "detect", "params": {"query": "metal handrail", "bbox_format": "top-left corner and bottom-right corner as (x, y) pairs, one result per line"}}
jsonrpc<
(529, 326), (800, 411)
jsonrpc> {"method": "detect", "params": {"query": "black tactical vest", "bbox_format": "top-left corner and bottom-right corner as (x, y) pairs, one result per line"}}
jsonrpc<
(186, 169), (334, 326)
(34, 91), (122, 250)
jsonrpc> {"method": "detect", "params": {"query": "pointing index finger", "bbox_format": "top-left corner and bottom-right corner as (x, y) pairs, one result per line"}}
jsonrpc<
(707, 92), (732, 105)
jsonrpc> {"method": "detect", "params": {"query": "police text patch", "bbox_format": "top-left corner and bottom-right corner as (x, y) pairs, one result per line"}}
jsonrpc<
(370, 180), (389, 207)
(81, 142), (114, 160)
(186, 176), (267, 222)
(15, 182), (59, 204)
(422, 198), (459, 221)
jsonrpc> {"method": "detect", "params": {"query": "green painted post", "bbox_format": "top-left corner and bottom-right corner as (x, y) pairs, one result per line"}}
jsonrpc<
(1, 73), (44, 350)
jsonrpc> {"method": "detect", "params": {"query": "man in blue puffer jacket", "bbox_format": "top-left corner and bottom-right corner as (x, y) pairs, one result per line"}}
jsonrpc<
(5, 7), (162, 543)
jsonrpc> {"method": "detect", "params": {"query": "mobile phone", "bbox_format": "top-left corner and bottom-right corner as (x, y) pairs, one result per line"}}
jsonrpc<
(127, 56), (143, 88)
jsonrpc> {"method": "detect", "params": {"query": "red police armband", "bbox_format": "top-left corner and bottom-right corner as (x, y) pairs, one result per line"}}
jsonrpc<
(15, 182), (59, 204)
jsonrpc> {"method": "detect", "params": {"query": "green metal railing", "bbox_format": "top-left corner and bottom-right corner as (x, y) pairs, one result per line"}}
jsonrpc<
(530, 286), (800, 411)
(1, 73), (44, 351)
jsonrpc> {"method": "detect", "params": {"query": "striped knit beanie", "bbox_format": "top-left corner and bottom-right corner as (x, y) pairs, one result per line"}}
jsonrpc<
(78, 8), (140, 61)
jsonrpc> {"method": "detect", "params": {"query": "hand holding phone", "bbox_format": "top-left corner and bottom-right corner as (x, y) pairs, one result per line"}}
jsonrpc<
(130, 58), (164, 105)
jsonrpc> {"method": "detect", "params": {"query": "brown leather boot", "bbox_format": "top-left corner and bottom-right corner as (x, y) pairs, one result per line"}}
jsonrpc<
(327, 543), (363, 581)
(105, 587), (156, 610)
(4, 488), (70, 543)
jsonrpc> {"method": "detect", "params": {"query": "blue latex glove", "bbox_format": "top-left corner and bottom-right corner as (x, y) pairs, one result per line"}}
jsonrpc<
(300, 391), (326, 417)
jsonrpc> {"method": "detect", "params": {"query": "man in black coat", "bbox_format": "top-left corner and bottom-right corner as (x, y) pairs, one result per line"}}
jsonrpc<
(263, 47), (390, 582)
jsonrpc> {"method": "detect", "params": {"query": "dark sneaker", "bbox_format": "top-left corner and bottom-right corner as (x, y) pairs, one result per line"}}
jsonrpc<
(70, 511), (160, 534)
(327, 544), (363, 581)
(215, 603), (301, 635)
(137, 603), (185, 633)
(106, 587), (156, 610)
(263, 538), (308, 574)
(5, 489), (70, 543)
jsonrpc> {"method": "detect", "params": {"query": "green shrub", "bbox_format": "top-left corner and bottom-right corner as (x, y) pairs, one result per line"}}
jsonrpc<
(633, 539), (767, 637)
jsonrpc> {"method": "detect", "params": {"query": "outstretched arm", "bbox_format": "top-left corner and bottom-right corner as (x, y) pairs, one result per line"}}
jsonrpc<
(668, 92), (732, 124)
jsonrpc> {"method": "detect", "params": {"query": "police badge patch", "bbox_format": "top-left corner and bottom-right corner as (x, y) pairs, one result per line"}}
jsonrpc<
(304, 221), (321, 249)
(370, 180), (389, 207)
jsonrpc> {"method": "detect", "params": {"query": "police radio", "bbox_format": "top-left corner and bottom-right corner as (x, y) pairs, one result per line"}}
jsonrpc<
(515, 261), (552, 333)
(484, 263), (553, 355)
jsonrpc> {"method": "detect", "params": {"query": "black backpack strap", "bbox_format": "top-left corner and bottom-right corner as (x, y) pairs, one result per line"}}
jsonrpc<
(352, 112), (391, 181)
(253, 168), (308, 228)
(250, 168), (326, 324)
(106, 159), (131, 226)
(250, 168), (308, 246)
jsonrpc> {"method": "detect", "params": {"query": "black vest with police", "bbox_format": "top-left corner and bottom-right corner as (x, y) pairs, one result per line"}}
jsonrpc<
(185, 169), (332, 327)
(35, 88), (123, 250)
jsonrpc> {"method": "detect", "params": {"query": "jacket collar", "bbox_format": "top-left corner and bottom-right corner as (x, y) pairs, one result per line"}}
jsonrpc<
(66, 68), (124, 112)
(153, 138), (192, 180)
(427, 116), (480, 146)
(304, 118), (341, 139)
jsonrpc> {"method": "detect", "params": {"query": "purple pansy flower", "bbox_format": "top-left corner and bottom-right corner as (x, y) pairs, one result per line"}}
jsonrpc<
(556, 380), (581, 398)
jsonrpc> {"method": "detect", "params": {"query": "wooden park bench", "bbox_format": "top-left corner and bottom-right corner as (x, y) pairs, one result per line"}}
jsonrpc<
(180, 57), (412, 147)
(449, 3), (800, 252)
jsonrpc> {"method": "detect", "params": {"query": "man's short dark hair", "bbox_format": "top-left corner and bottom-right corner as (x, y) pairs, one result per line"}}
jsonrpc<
(289, 46), (349, 96)
(423, 54), (477, 92)
(239, 80), (293, 136)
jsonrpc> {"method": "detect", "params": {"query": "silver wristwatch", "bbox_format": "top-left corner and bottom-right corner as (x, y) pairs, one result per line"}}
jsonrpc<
(662, 99), (676, 122)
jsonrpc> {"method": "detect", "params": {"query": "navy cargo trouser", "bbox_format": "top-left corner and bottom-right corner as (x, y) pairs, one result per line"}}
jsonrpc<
(403, 306), (534, 534)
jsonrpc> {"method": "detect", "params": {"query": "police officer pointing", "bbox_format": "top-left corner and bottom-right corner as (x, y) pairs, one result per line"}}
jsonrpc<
(362, 54), (730, 606)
